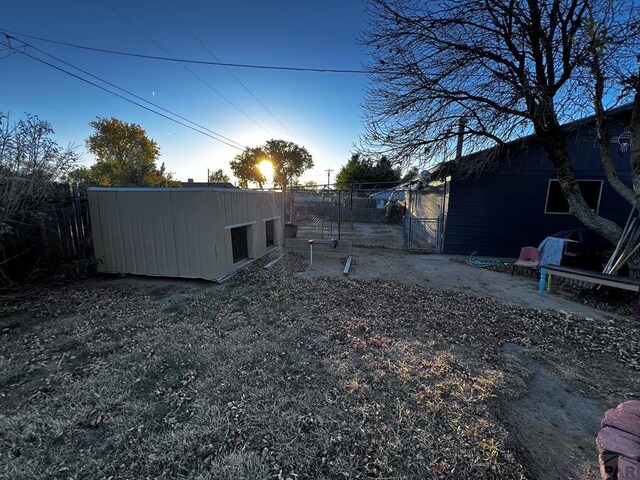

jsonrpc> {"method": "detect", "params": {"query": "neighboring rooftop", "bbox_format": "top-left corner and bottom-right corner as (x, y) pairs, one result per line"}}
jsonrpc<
(181, 179), (237, 189)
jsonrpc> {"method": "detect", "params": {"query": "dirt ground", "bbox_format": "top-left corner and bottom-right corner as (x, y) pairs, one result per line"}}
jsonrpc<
(301, 247), (638, 478)
(1, 251), (638, 479)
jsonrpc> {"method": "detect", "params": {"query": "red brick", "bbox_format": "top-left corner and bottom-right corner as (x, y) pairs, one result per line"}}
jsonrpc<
(618, 457), (640, 480)
(604, 409), (640, 438)
(620, 402), (640, 419)
(597, 427), (640, 461)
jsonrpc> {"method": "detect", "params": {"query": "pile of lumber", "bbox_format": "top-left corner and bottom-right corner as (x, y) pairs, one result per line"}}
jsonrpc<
(603, 204), (640, 275)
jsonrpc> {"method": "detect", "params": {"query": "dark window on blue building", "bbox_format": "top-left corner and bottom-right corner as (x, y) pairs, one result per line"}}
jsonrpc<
(545, 179), (602, 214)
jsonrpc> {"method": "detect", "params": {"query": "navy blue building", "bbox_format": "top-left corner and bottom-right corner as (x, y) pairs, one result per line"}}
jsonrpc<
(431, 106), (633, 257)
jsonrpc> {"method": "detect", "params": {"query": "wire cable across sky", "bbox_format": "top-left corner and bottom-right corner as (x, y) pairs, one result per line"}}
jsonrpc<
(156, 0), (302, 142)
(1, 33), (247, 150)
(100, 0), (275, 137)
(0, 27), (370, 74)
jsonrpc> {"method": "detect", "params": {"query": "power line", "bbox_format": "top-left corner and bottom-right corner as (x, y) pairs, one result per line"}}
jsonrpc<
(100, 0), (274, 136)
(156, 0), (301, 142)
(8, 35), (246, 150)
(1, 35), (245, 150)
(0, 27), (370, 74)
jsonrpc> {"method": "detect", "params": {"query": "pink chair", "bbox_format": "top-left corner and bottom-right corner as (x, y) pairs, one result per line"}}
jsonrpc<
(511, 247), (540, 276)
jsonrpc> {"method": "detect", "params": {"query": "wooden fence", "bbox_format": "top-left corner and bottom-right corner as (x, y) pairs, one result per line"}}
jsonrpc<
(0, 188), (93, 289)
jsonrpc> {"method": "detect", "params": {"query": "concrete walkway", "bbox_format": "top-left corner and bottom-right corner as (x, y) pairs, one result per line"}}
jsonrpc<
(300, 247), (624, 320)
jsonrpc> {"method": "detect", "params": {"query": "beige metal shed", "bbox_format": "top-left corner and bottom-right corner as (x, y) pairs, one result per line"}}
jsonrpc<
(88, 187), (284, 281)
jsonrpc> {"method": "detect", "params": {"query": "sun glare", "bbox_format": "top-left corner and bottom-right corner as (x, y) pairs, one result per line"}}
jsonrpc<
(257, 159), (274, 180)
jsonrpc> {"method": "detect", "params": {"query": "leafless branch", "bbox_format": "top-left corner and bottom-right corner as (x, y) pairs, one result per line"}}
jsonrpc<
(361, 0), (640, 247)
(0, 113), (79, 229)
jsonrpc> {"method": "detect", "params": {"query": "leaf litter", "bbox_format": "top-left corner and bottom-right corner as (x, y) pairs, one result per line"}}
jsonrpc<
(0, 253), (638, 479)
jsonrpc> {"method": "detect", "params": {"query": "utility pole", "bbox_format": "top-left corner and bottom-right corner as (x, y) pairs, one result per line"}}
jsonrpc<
(455, 117), (468, 161)
(325, 169), (333, 189)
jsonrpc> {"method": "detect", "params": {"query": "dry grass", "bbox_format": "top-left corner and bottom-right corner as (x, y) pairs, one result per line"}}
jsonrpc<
(1, 255), (638, 479)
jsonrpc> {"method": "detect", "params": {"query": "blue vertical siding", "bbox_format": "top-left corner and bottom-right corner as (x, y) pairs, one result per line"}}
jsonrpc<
(442, 122), (633, 257)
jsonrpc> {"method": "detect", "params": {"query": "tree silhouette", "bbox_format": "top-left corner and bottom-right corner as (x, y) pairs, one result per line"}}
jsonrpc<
(230, 140), (313, 192)
(229, 147), (267, 189)
(363, 0), (640, 253)
(335, 153), (401, 190)
(208, 169), (231, 184)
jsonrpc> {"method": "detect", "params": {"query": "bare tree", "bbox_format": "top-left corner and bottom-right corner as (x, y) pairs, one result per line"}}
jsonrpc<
(362, 0), (640, 249)
(587, 2), (640, 206)
(0, 113), (79, 231)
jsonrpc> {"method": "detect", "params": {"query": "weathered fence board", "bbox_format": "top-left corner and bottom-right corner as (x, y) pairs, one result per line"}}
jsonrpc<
(0, 191), (93, 288)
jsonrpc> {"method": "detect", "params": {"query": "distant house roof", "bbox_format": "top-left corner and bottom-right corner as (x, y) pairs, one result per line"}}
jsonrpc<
(181, 181), (237, 189)
(369, 189), (405, 201)
(292, 192), (326, 203)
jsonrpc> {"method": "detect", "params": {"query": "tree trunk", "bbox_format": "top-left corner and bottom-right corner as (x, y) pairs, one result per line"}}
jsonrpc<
(539, 125), (623, 246)
(625, 92), (640, 278)
(594, 105), (636, 205)
(589, 52), (637, 206)
(630, 94), (640, 199)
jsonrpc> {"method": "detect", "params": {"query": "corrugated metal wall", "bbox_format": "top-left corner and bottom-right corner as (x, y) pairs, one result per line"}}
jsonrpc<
(442, 121), (633, 257)
(88, 188), (284, 281)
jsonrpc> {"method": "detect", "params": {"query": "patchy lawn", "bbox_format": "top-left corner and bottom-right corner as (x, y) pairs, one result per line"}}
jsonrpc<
(1, 255), (638, 479)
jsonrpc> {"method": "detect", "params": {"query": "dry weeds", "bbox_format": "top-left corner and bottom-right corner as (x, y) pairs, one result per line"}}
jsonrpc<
(0, 254), (638, 479)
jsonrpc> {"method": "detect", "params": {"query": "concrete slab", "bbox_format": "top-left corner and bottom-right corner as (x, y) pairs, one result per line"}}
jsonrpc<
(300, 247), (627, 321)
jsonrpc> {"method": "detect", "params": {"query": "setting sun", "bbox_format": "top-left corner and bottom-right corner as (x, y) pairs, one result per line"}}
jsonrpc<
(257, 159), (274, 180)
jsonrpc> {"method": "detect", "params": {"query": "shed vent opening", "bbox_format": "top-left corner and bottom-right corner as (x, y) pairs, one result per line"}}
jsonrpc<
(265, 219), (275, 247)
(231, 225), (249, 263)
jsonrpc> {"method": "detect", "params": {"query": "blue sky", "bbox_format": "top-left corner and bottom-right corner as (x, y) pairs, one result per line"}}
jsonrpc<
(1, 1), (369, 185)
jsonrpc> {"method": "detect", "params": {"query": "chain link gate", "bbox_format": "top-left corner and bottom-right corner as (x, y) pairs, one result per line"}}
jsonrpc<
(344, 188), (406, 248)
(405, 181), (447, 252)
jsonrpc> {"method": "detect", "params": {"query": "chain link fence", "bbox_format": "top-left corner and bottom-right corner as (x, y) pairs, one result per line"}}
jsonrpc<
(286, 184), (446, 251)
(289, 188), (344, 241)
